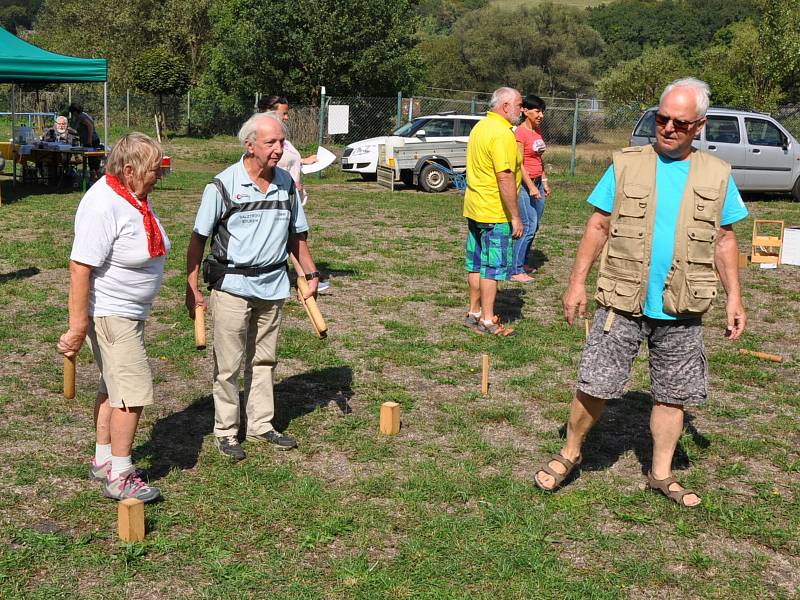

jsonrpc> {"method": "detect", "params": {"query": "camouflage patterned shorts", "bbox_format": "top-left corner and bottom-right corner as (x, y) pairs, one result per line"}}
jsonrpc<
(577, 306), (708, 406)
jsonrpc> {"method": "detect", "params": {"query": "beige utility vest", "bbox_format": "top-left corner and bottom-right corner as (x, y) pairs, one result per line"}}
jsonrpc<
(594, 144), (730, 317)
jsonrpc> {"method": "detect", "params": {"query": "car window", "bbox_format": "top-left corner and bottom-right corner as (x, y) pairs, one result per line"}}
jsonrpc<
(634, 110), (656, 137)
(705, 116), (740, 144)
(458, 119), (479, 136)
(745, 118), (785, 147)
(420, 119), (455, 136)
(393, 118), (426, 136)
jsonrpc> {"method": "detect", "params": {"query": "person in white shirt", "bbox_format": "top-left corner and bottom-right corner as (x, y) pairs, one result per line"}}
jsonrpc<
(58, 132), (170, 503)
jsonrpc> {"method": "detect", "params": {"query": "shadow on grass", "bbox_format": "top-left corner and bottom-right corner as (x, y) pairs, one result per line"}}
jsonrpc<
(527, 248), (549, 272)
(0, 267), (40, 284)
(496, 288), (525, 322)
(136, 366), (353, 480)
(313, 262), (359, 280)
(560, 391), (710, 475)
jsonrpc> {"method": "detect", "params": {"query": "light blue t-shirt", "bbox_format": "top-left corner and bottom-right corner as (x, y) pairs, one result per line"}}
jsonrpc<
(193, 157), (309, 301)
(588, 156), (748, 319)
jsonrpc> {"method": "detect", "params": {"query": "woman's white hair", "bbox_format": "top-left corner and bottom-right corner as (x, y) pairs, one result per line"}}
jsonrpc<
(660, 77), (711, 118)
(489, 87), (518, 110)
(237, 112), (287, 148)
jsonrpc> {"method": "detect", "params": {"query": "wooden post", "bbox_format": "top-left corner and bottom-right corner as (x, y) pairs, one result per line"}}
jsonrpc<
(584, 318), (590, 339)
(379, 401), (400, 435)
(738, 253), (748, 268)
(481, 353), (489, 396)
(118, 498), (145, 542)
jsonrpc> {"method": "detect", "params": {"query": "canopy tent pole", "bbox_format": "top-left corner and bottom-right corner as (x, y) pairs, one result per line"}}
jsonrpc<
(103, 81), (108, 150)
(11, 84), (16, 185)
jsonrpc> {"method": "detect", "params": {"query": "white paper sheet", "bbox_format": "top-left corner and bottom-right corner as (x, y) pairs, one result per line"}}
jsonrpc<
(780, 227), (800, 266)
(301, 146), (336, 175)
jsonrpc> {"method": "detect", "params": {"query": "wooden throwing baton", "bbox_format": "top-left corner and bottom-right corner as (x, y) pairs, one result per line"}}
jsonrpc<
(194, 305), (207, 350)
(738, 348), (783, 363)
(63, 355), (76, 399)
(296, 275), (328, 339)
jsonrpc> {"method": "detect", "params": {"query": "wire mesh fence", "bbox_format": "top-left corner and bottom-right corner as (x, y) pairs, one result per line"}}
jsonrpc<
(3, 83), (800, 160)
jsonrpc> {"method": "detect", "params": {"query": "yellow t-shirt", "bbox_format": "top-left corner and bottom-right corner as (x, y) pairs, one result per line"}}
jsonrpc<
(463, 111), (522, 223)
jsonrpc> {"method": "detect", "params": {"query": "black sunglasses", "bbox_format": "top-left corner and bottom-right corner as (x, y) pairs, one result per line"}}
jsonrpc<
(655, 112), (703, 132)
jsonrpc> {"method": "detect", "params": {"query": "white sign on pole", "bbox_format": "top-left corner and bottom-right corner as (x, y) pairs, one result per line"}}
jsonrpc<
(328, 105), (349, 135)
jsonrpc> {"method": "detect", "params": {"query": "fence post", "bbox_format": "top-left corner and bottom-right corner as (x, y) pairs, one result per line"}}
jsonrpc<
(317, 86), (326, 179)
(569, 96), (579, 177)
(126, 89), (130, 129)
(408, 96), (414, 121)
(396, 92), (402, 129)
(186, 90), (191, 132)
(471, 96), (476, 115)
(68, 86), (71, 105)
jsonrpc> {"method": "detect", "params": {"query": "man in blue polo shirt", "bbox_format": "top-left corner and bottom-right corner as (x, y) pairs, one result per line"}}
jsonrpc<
(535, 78), (748, 507)
(185, 113), (320, 461)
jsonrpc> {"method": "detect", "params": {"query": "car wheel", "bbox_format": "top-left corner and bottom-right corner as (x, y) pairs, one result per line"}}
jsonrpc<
(793, 176), (800, 202)
(419, 163), (450, 193)
(360, 173), (377, 182)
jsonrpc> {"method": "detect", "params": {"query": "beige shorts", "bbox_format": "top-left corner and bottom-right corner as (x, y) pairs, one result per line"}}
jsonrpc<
(87, 315), (154, 408)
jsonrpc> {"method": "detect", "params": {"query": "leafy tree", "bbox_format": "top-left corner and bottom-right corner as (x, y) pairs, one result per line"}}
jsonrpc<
(758, 0), (800, 102)
(588, 0), (758, 73)
(130, 47), (190, 138)
(194, 0), (421, 133)
(596, 46), (690, 107)
(420, 3), (604, 97)
(699, 21), (784, 110)
(0, 0), (41, 33)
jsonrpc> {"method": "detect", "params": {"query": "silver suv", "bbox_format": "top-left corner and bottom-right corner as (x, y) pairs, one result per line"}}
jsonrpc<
(630, 107), (800, 201)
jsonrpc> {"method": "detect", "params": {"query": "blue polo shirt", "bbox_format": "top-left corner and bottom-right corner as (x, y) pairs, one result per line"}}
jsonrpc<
(194, 157), (309, 300)
(588, 157), (748, 319)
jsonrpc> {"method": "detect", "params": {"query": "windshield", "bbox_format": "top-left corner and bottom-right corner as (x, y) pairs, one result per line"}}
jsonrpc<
(393, 118), (427, 136)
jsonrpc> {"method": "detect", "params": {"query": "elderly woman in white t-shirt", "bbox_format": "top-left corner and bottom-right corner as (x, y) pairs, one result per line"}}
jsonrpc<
(58, 132), (170, 503)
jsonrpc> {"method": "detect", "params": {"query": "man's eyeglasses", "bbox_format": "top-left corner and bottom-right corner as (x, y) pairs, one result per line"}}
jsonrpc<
(655, 113), (703, 132)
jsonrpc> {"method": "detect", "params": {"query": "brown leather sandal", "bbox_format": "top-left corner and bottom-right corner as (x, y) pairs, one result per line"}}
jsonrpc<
(647, 472), (701, 508)
(534, 453), (582, 491)
(476, 315), (516, 337)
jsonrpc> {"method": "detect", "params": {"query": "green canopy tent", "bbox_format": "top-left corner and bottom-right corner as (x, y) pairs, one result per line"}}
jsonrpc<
(0, 27), (109, 151)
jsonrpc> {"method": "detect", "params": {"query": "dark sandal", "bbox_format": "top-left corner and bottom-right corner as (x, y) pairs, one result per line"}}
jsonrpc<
(647, 472), (701, 508)
(534, 453), (582, 491)
(476, 315), (516, 337)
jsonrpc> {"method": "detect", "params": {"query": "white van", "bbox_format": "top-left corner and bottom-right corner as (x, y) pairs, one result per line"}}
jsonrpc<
(630, 107), (800, 200)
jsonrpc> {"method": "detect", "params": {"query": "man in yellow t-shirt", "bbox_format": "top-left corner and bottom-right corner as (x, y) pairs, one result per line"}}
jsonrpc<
(463, 87), (523, 337)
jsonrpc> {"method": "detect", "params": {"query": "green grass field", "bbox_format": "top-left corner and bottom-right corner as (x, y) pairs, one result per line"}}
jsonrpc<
(0, 137), (798, 598)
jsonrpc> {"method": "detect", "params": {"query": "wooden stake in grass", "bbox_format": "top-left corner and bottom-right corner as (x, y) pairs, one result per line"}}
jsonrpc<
(63, 355), (76, 399)
(118, 498), (145, 542)
(194, 305), (206, 350)
(379, 401), (400, 435)
(481, 353), (489, 396)
(584, 318), (590, 339)
(738, 348), (783, 363)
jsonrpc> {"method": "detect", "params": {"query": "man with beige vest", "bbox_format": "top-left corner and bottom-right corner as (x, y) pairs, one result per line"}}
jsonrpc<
(535, 78), (748, 507)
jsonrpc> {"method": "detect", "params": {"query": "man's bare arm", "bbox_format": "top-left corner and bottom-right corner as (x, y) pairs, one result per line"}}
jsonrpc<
(562, 208), (611, 325)
(715, 224), (746, 340)
(185, 232), (207, 319)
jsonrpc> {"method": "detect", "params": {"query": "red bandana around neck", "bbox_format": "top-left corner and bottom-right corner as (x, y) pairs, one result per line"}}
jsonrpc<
(105, 173), (166, 258)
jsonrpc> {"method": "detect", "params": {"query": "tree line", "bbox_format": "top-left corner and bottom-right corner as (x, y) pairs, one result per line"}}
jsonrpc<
(14, 0), (800, 133)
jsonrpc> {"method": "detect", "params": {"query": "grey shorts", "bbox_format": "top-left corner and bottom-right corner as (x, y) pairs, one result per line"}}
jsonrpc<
(577, 306), (708, 406)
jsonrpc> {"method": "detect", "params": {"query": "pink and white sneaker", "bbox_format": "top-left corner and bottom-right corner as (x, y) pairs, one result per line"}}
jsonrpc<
(89, 458), (111, 481)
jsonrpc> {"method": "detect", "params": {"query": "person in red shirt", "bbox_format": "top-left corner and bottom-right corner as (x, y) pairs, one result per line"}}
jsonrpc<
(510, 95), (550, 282)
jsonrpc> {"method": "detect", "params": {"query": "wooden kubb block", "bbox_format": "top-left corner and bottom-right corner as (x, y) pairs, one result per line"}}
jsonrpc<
(379, 401), (401, 435)
(118, 498), (145, 542)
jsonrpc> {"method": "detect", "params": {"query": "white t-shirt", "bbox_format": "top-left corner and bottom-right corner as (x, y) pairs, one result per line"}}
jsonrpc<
(70, 176), (171, 319)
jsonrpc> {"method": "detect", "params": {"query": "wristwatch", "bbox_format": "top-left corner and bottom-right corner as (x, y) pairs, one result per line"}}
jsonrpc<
(304, 271), (320, 281)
